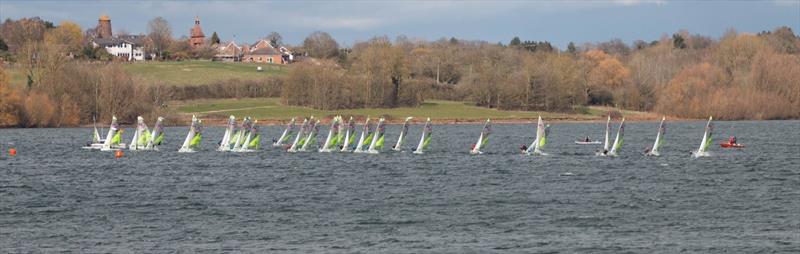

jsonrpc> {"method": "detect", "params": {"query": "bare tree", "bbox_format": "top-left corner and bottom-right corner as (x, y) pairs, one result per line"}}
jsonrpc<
(146, 17), (172, 59)
(303, 31), (339, 59)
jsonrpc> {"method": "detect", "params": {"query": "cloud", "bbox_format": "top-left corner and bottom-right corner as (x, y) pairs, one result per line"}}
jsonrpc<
(293, 16), (382, 30)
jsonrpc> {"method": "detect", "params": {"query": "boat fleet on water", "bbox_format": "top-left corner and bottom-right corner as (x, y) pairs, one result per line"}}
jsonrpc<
(83, 114), (719, 158)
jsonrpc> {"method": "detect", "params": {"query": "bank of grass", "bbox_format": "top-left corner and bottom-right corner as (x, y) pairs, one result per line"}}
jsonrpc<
(122, 60), (287, 86)
(171, 98), (659, 124)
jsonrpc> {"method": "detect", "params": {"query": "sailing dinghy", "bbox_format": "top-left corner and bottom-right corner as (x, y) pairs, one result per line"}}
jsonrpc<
(235, 120), (261, 152)
(217, 115), (236, 151)
(100, 116), (127, 151)
(178, 115), (203, 153)
(339, 117), (356, 152)
(607, 118), (625, 156)
(692, 116), (714, 158)
(646, 117), (666, 156)
(287, 118), (309, 152)
(392, 117), (413, 152)
(525, 116), (549, 155)
(299, 119), (320, 152)
(413, 118), (432, 154)
(129, 116), (151, 151)
(595, 116), (613, 156)
(144, 117), (165, 150)
(320, 116), (342, 152)
(353, 117), (373, 153)
(470, 119), (491, 155)
(366, 118), (386, 154)
(83, 116), (106, 149)
(273, 117), (296, 147)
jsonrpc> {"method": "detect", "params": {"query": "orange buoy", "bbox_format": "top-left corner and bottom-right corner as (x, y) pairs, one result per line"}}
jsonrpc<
(114, 150), (123, 158)
(8, 148), (16, 156)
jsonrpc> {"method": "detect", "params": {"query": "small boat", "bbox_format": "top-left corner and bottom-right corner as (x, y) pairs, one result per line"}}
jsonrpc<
(645, 116), (666, 156)
(353, 117), (373, 153)
(692, 116), (714, 157)
(273, 117), (295, 147)
(217, 115), (236, 151)
(178, 115), (202, 153)
(470, 119), (491, 155)
(82, 116), (106, 150)
(412, 118), (432, 155)
(595, 116), (613, 156)
(319, 116), (342, 152)
(100, 116), (127, 151)
(607, 118), (625, 157)
(720, 143), (745, 148)
(339, 117), (356, 152)
(392, 117), (413, 152)
(366, 118), (386, 154)
(287, 117), (310, 152)
(720, 136), (743, 148)
(525, 116), (549, 156)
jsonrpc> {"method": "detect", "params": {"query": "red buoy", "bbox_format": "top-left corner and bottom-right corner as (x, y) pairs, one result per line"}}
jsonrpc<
(8, 148), (16, 156)
(115, 150), (123, 158)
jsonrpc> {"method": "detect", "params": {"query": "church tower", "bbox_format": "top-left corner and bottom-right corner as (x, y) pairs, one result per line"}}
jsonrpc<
(97, 14), (112, 39)
(190, 16), (205, 48)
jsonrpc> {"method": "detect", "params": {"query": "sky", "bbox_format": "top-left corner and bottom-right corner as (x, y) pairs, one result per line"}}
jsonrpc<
(1, 0), (798, 48)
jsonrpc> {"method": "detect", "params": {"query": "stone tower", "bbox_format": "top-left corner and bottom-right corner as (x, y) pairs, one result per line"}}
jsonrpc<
(97, 14), (112, 39)
(190, 16), (205, 48)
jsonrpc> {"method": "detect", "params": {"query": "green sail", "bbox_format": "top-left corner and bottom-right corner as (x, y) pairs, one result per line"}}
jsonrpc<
(422, 135), (431, 150)
(111, 131), (121, 145)
(362, 133), (374, 146)
(190, 133), (202, 148)
(154, 133), (164, 145)
(140, 131), (151, 145)
(375, 135), (385, 149)
(249, 134), (261, 149)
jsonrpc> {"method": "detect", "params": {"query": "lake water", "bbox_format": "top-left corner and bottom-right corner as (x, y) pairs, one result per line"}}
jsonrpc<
(1, 120), (799, 252)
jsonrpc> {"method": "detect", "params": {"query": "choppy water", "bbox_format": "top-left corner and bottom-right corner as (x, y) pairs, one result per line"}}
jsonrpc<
(1, 120), (799, 252)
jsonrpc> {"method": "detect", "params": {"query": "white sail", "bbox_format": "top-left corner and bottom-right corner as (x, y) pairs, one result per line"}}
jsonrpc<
(129, 116), (150, 150)
(413, 118), (432, 154)
(392, 117), (413, 151)
(340, 117), (356, 152)
(178, 115), (202, 153)
(273, 117), (296, 147)
(470, 119), (491, 155)
(526, 116), (547, 155)
(218, 115), (236, 151)
(694, 116), (714, 157)
(101, 116), (126, 151)
(92, 115), (103, 144)
(353, 117), (372, 153)
(366, 118), (386, 154)
(320, 116), (342, 152)
(232, 117), (252, 151)
(603, 115), (611, 152)
(299, 119), (319, 152)
(609, 118), (625, 156)
(237, 120), (260, 152)
(145, 117), (165, 150)
(287, 118), (309, 153)
(648, 116), (666, 156)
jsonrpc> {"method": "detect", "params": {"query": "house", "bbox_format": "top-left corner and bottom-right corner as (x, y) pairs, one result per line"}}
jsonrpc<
(92, 35), (148, 61)
(242, 39), (290, 64)
(213, 41), (243, 62)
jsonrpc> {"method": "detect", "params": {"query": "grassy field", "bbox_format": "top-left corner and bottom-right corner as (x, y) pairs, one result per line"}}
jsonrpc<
(171, 98), (659, 124)
(122, 61), (287, 86)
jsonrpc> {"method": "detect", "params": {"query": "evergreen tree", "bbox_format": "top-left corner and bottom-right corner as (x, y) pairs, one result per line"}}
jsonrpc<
(510, 36), (521, 46)
(0, 37), (7, 51)
(567, 41), (577, 54)
(672, 33), (687, 49)
(210, 31), (220, 45)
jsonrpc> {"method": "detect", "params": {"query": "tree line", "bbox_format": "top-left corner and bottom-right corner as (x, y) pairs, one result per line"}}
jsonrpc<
(289, 28), (799, 120)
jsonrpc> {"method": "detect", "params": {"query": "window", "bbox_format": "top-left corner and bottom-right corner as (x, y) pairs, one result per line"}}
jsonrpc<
(268, 57), (273, 63)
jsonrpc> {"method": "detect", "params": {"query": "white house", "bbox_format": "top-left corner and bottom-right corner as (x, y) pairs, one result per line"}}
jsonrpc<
(92, 35), (148, 61)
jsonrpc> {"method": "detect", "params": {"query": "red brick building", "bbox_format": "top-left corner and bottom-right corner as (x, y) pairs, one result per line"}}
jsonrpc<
(189, 16), (205, 48)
